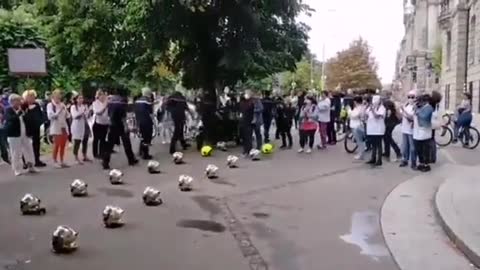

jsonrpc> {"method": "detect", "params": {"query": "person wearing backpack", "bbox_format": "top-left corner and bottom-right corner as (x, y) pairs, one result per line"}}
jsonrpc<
(383, 96), (402, 162)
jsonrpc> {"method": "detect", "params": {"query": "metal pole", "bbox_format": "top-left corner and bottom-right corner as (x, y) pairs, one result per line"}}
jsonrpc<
(321, 43), (326, 91)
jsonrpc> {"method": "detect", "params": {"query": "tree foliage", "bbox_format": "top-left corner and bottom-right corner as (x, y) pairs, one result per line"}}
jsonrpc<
(280, 57), (323, 92)
(325, 38), (381, 91)
(42, 0), (310, 97)
(0, 5), (46, 88)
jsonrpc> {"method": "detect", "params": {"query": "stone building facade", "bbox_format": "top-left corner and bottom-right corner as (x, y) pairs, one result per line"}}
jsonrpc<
(396, 0), (480, 112)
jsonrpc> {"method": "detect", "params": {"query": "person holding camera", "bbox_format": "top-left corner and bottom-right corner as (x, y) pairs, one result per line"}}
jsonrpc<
(413, 94), (434, 172)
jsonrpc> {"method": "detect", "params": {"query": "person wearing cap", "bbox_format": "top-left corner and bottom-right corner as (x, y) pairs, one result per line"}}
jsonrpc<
(399, 90), (417, 169)
(4, 94), (37, 176)
(134, 87), (154, 160)
(365, 95), (386, 166)
(22, 89), (46, 167)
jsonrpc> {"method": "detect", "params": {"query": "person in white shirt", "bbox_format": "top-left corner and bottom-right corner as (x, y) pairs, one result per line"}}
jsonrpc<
(92, 90), (110, 159)
(47, 89), (70, 168)
(348, 96), (366, 160)
(70, 93), (91, 164)
(316, 91), (330, 149)
(365, 95), (386, 166)
(399, 90), (416, 169)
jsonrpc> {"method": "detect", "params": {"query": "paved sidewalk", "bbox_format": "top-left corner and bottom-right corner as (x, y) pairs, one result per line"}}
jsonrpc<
(435, 168), (480, 269)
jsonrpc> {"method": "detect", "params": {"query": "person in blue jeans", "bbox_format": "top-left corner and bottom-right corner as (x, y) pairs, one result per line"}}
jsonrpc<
(399, 90), (417, 169)
(453, 92), (472, 145)
(348, 96), (366, 160)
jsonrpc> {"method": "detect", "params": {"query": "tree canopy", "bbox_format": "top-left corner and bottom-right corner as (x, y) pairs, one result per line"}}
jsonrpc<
(280, 56), (323, 92)
(325, 38), (381, 91)
(44, 0), (311, 97)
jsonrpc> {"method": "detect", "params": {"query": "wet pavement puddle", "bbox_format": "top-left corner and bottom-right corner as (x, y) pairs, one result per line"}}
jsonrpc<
(340, 210), (389, 261)
(176, 219), (226, 233)
(97, 187), (134, 198)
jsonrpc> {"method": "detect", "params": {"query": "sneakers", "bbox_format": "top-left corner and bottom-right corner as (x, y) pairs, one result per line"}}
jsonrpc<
(354, 154), (363, 160)
(34, 161), (47, 167)
(297, 148), (304, 153)
(14, 171), (23, 176)
(306, 148), (312, 154)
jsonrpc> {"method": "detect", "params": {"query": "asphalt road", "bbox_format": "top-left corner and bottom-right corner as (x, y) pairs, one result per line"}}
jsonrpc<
(0, 131), (478, 270)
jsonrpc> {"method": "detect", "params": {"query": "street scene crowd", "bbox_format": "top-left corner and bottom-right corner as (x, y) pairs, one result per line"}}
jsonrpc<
(0, 85), (474, 176)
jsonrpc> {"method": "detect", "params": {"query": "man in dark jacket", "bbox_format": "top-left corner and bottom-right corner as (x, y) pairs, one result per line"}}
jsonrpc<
(4, 94), (36, 175)
(383, 95), (402, 161)
(261, 91), (275, 143)
(239, 91), (255, 155)
(167, 91), (190, 154)
(102, 87), (138, 170)
(22, 90), (46, 167)
(134, 87), (154, 160)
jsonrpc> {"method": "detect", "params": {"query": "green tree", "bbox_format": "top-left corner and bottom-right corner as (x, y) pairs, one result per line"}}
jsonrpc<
(325, 38), (381, 91)
(280, 57), (323, 92)
(0, 5), (46, 90)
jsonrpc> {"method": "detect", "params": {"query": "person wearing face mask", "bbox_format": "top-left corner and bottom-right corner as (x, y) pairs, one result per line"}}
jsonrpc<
(399, 90), (417, 169)
(365, 95), (386, 167)
(316, 91), (330, 149)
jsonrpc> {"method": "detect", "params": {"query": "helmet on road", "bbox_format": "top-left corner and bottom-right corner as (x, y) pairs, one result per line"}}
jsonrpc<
(261, 143), (274, 154)
(201, 145), (213, 157)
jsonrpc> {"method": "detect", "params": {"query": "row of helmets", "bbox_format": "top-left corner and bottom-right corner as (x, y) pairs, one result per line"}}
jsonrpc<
(21, 144), (275, 254)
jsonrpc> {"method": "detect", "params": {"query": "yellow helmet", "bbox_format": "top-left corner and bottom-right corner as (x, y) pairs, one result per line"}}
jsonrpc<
(261, 143), (274, 154)
(201, 145), (213, 157)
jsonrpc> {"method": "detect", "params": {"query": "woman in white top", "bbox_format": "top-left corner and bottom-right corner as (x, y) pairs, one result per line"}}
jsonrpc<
(47, 89), (70, 168)
(70, 93), (91, 164)
(316, 91), (330, 149)
(365, 95), (386, 166)
(92, 90), (110, 158)
(399, 90), (416, 169)
(348, 96), (366, 160)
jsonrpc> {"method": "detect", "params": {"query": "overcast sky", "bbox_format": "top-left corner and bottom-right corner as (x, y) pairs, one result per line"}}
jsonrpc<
(300, 0), (404, 84)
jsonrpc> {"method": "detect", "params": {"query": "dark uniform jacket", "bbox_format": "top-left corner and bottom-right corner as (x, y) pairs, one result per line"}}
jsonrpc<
(261, 97), (275, 121)
(108, 95), (128, 130)
(134, 96), (153, 127)
(5, 107), (34, 137)
(167, 93), (188, 123)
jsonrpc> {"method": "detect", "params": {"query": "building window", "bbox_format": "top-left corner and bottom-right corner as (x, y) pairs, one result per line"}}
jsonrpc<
(445, 84), (450, 110)
(446, 31), (452, 68)
(470, 16), (476, 64)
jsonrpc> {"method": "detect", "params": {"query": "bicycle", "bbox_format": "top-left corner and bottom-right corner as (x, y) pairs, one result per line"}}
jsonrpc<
(344, 130), (358, 153)
(436, 112), (480, 149)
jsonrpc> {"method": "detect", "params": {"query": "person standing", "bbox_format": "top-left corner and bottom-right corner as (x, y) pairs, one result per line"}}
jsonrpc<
(4, 94), (36, 176)
(316, 91), (330, 149)
(92, 90), (109, 159)
(239, 90), (255, 156)
(102, 87), (138, 169)
(349, 96), (367, 160)
(47, 89), (70, 168)
(41, 91), (51, 144)
(252, 91), (264, 149)
(0, 101), (10, 164)
(326, 91), (340, 145)
(413, 94), (434, 172)
(383, 96), (402, 162)
(453, 92), (473, 145)
(22, 90), (46, 167)
(399, 91), (417, 169)
(70, 93), (91, 164)
(365, 95), (386, 167)
(275, 98), (295, 149)
(294, 90), (306, 129)
(298, 96), (318, 154)
(261, 91), (275, 143)
(166, 91), (190, 154)
(134, 87), (154, 160)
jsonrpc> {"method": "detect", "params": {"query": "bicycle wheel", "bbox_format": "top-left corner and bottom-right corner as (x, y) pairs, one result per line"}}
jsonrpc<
(461, 126), (480, 149)
(435, 126), (453, 147)
(344, 131), (358, 154)
(336, 122), (347, 142)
